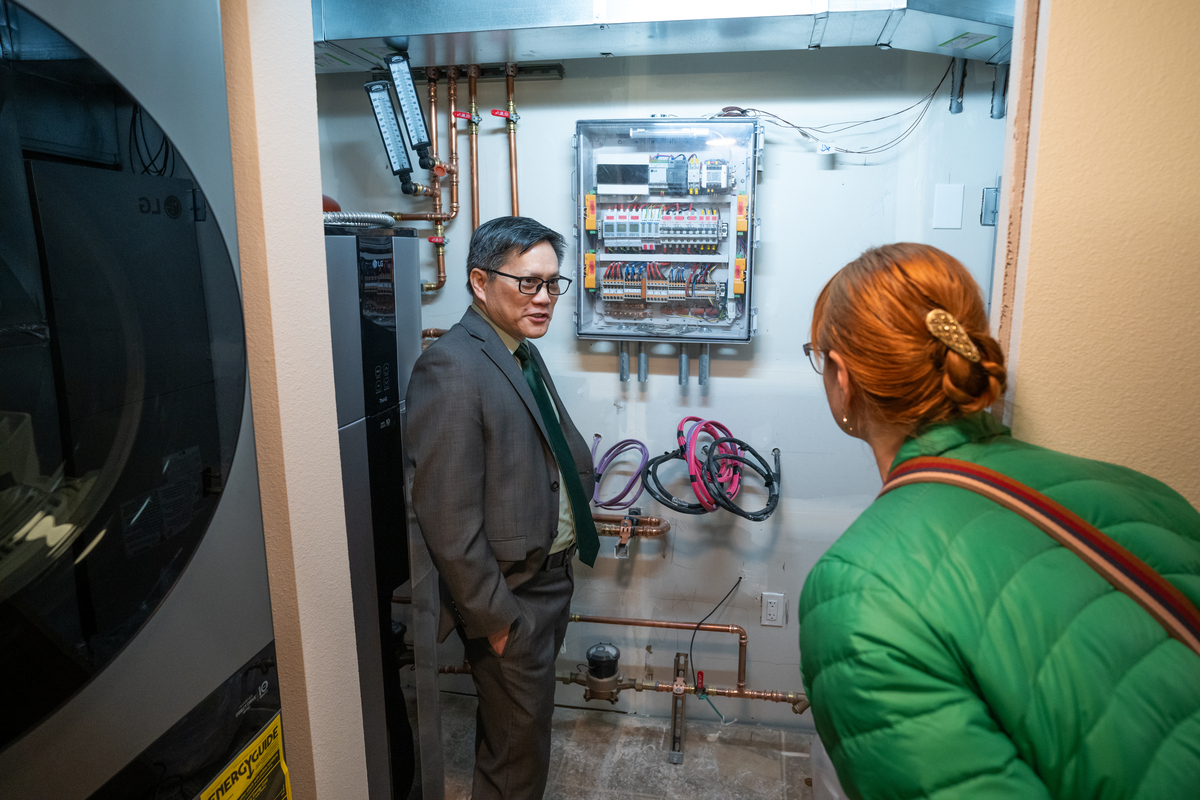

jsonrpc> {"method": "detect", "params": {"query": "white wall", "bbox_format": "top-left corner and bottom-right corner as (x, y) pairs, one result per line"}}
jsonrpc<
(317, 46), (1006, 729)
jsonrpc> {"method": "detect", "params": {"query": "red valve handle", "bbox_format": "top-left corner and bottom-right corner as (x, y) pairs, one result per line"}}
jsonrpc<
(491, 109), (511, 118)
(452, 110), (472, 120)
(428, 236), (445, 244)
(696, 670), (704, 691)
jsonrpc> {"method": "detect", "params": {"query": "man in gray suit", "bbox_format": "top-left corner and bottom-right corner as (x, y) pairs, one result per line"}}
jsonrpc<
(406, 216), (601, 799)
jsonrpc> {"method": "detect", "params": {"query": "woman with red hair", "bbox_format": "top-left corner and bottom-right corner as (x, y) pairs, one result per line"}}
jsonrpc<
(798, 243), (1200, 799)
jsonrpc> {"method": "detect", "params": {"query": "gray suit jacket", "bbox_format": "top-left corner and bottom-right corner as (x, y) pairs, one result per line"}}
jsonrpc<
(405, 306), (596, 642)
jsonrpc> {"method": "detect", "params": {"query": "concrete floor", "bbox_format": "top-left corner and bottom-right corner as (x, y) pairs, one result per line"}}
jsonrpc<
(428, 692), (815, 800)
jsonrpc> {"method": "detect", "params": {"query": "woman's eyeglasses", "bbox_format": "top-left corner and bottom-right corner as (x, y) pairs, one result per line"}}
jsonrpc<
(803, 342), (824, 375)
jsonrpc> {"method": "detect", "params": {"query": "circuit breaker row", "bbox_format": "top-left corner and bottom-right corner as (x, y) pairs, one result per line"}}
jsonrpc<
(598, 205), (727, 251)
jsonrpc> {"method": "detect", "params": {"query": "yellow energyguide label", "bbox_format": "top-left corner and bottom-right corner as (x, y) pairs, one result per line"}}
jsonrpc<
(199, 711), (291, 800)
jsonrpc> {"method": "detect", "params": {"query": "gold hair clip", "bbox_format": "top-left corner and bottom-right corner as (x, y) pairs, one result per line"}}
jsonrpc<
(925, 309), (981, 363)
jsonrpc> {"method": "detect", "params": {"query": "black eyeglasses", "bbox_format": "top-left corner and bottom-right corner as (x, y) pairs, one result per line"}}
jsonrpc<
(803, 342), (824, 375)
(490, 269), (573, 296)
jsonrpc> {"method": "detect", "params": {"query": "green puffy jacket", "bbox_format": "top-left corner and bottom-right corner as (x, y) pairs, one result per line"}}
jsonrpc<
(798, 413), (1200, 799)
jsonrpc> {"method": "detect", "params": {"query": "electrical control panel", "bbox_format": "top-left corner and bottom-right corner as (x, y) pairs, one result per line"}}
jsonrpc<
(575, 119), (759, 343)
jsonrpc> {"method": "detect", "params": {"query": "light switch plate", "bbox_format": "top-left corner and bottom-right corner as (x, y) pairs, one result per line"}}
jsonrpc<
(761, 592), (785, 627)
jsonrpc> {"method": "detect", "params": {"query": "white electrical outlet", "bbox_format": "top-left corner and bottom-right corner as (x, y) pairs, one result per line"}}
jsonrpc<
(761, 591), (785, 627)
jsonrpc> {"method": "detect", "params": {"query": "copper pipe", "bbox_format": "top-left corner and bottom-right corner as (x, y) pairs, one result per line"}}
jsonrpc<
(592, 512), (671, 537)
(468, 64), (481, 230)
(426, 221), (446, 293)
(650, 682), (809, 714)
(505, 63), (519, 216)
(419, 70), (447, 292)
(388, 210), (448, 222)
(438, 660), (472, 675)
(427, 69), (442, 220)
(446, 66), (460, 226)
(421, 327), (447, 350)
(570, 614), (747, 692)
(426, 249), (446, 293)
(557, 671), (809, 714)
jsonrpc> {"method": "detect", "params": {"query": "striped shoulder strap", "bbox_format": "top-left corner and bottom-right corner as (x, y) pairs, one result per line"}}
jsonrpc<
(881, 456), (1200, 658)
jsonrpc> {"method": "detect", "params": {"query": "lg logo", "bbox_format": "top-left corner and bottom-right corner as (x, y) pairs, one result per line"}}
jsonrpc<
(138, 195), (182, 219)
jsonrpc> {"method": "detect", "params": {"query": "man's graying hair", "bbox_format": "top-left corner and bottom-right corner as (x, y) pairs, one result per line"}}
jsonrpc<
(466, 216), (566, 295)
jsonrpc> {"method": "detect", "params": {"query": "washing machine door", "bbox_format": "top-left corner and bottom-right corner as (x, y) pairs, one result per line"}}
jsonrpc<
(1, 157), (234, 741)
(0, 3), (274, 797)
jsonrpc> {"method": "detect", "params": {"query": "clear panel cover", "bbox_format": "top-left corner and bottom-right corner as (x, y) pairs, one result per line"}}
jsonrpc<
(575, 118), (758, 343)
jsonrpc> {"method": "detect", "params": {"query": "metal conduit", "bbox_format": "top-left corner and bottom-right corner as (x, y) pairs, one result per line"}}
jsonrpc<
(322, 211), (397, 227)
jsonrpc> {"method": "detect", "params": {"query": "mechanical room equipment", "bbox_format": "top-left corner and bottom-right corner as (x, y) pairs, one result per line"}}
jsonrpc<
(324, 222), (423, 799)
(575, 118), (761, 344)
(0, 2), (276, 797)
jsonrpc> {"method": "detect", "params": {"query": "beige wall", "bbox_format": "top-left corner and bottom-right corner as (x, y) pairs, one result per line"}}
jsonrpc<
(1012, 0), (1200, 504)
(222, 0), (370, 796)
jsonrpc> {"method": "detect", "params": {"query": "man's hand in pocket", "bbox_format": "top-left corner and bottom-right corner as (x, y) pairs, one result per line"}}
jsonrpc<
(488, 623), (511, 656)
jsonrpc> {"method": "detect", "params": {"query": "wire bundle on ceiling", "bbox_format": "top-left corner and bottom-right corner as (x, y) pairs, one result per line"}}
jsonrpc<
(713, 58), (954, 156)
(591, 434), (650, 511)
(643, 416), (781, 521)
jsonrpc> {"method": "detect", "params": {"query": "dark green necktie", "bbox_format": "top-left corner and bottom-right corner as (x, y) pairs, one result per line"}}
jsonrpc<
(514, 342), (600, 567)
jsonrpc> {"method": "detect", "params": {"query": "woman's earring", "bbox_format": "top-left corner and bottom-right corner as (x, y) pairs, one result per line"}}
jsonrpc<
(841, 415), (853, 433)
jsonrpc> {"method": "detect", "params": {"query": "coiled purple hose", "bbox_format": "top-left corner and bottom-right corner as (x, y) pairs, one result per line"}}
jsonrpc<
(591, 434), (650, 510)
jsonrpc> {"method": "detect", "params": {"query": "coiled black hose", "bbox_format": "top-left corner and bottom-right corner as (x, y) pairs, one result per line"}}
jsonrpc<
(642, 448), (708, 515)
(699, 437), (781, 522)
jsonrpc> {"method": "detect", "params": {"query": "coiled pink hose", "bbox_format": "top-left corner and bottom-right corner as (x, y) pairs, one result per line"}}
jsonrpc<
(677, 416), (742, 512)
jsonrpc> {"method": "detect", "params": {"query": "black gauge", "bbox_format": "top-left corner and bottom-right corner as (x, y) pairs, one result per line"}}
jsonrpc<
(586, 642), (621, 679)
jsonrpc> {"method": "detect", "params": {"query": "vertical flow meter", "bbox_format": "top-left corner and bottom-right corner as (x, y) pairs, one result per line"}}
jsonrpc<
(386, 54), (433, 168)
(364, 81), (414, 193)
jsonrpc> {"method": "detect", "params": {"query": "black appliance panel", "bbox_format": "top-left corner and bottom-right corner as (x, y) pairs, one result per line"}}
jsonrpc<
(28, 163), (213, 424)
(358, 234), (398, 415)
(0, 63), (43, 326)
(366, 403), (414, 800)
(326, 231), (415, 799)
